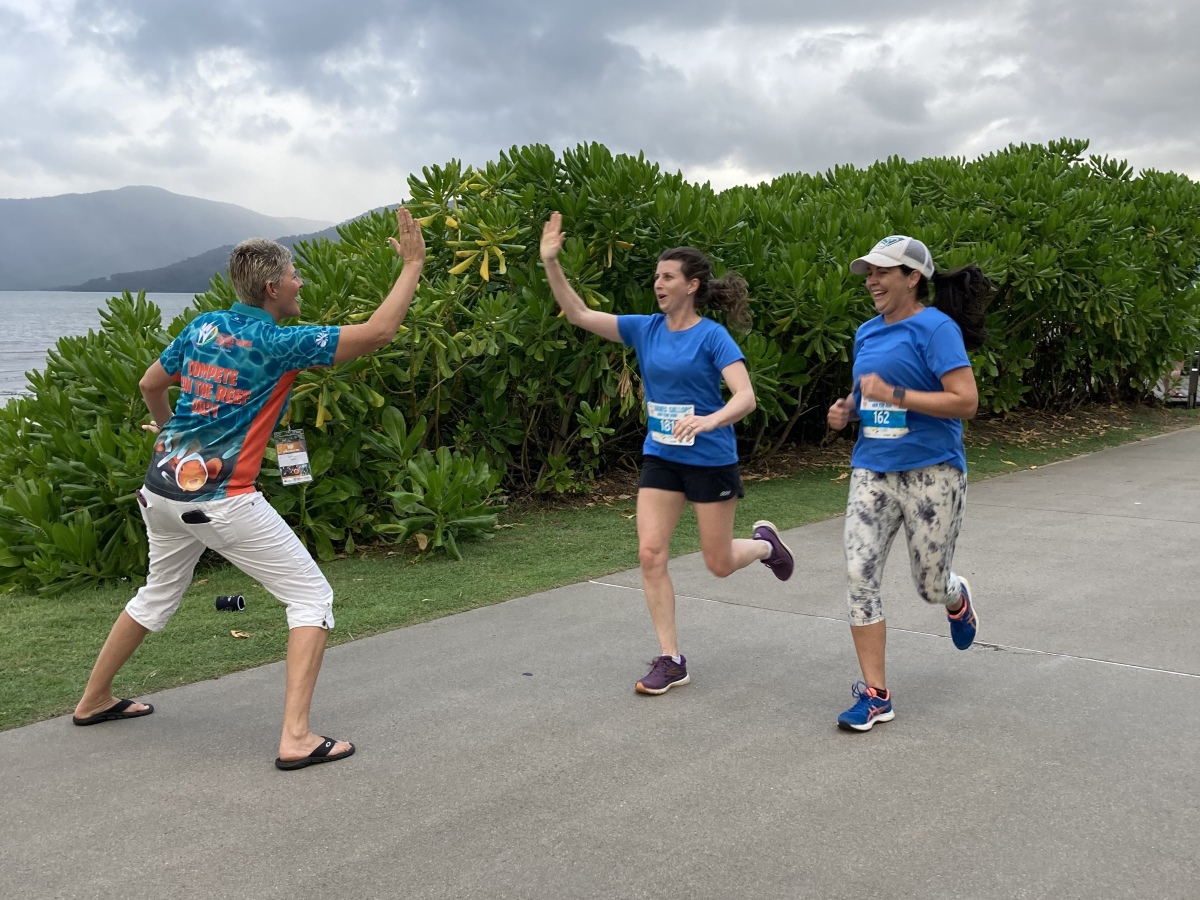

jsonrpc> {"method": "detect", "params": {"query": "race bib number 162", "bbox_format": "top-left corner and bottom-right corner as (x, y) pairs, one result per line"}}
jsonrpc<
(860, 400), (909, 439)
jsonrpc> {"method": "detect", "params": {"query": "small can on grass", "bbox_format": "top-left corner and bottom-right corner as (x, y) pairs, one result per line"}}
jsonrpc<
(215, 595), (245, 612)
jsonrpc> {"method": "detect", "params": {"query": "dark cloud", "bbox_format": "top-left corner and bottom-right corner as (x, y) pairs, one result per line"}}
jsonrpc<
(1, 1), (1196, 219)
(842, 68), (933, 126)
(1012, 1), (1200, 128)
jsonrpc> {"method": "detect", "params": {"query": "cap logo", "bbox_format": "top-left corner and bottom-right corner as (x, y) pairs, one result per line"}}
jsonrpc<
(878, 236), (905, 247)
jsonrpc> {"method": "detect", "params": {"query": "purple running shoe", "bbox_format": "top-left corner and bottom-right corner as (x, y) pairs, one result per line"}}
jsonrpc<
(635, 655), (689, 695)
(753, 520), (794, 581)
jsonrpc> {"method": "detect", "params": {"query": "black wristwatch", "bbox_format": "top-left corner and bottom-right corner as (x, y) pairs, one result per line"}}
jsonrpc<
(892, 387), (907, 404)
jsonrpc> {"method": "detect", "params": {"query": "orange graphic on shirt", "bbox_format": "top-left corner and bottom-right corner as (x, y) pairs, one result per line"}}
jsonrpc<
(155, 438), (224, 493)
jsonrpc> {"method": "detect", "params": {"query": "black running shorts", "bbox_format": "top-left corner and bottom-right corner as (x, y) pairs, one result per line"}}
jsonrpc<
(639, 455), (744, 503)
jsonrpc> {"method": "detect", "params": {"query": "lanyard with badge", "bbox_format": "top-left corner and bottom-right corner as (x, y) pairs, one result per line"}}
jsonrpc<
(273, 428), (314, 485)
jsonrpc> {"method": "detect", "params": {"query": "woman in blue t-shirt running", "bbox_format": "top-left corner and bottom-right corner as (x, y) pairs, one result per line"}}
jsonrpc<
(540, 212), (795, 695)
(826, 234), (993, 732)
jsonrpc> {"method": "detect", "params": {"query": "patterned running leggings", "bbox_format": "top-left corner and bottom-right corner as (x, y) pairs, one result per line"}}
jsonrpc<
(844, 463), (967, 626)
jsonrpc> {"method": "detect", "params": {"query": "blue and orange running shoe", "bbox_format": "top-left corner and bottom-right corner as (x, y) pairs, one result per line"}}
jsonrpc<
(947, 577), (978, 650)
(837, 682), (895, 732)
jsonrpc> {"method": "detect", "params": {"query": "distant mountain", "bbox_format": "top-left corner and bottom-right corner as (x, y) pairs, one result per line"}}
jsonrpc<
(64, 224), (345, 294)
(0, 186), (332, 290)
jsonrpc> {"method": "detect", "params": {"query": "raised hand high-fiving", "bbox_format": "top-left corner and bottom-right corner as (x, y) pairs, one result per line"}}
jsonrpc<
(541, 211), (566, 262)
(389, 207), (427, 265)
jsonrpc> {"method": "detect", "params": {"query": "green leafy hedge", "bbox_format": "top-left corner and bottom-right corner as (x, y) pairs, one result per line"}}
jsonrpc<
(2, 138), (1199, 594)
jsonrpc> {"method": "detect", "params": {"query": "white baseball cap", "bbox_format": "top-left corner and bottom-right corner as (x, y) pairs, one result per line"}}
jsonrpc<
(850, 235), (935, 279)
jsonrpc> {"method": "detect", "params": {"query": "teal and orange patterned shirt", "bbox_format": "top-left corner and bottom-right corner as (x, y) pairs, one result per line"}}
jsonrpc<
(144, 302), (340, 501)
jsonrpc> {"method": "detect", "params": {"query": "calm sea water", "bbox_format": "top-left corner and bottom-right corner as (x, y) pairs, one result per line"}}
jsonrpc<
(1, 291), (198, 398)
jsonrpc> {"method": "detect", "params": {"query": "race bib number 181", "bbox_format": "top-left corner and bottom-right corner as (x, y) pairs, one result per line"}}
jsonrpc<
(860, 400), (909, 439)
(647, 401), (695, 447)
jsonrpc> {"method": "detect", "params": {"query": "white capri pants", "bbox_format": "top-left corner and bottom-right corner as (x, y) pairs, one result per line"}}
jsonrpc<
(125, 487), (334, 632)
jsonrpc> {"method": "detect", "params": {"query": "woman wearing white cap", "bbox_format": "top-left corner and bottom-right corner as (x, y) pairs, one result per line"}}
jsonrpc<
(826, 235), (993, 732)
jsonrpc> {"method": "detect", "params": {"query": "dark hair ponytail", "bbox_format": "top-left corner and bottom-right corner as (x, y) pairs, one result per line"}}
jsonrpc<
(658, 246), (752, 332)
(903, 265), (992, 350)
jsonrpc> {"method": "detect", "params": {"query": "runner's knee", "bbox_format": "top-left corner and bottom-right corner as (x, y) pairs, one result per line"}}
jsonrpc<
(846, 550), (885, 623)
(916, 578), (957, 606)
(125, 584), (188, 632)
(703, 551), (737, 578)
(282, 573), (335, 630)
(913, 563), (956, 605)
(639, 541), (670, 573)
(846, 552), (881, 594)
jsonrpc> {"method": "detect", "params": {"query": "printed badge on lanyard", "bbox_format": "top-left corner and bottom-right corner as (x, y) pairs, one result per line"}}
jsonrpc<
(860, 400), (909, 439)
(273, 428), (314, 484)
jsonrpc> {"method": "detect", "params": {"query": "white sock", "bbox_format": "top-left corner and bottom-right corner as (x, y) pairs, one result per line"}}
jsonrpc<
(670, 655), (682, 664)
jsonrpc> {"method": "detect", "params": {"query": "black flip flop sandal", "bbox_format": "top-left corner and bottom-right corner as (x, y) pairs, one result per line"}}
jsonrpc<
(274, 736), (356, 770)
(72, 698), (154, 726)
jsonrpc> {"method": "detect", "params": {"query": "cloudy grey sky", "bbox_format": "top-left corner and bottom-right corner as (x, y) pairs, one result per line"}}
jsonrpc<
(2, 0), (1197, 222)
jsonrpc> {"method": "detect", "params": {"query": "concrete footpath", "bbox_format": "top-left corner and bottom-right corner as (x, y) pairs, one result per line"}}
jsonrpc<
(3, 429), (1199, 900)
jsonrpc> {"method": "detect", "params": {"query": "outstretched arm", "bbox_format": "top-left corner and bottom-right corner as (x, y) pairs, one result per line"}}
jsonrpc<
(333, 208), (427, 364)
(540, 212), (622, 343)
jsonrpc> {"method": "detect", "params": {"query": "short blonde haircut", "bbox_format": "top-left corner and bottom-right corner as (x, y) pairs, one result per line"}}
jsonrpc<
(229, 238), (291, 308)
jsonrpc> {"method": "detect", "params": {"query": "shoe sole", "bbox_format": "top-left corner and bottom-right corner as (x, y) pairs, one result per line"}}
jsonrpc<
(837, 709), (896, 732)
(753, 520), (795, 581)
(635, 674), (690, 695)
(72, 701), (155, 726)
(950, 576), (978, 650)
(274, 743), (356, 770)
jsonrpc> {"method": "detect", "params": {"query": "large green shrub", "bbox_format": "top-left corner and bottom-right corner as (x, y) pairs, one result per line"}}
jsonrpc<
(0, 296), (165, 592)
(2, 138), (1199, 595)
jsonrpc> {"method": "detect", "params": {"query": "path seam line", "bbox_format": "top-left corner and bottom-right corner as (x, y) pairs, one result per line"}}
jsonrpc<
(588, 579), (1200, 680)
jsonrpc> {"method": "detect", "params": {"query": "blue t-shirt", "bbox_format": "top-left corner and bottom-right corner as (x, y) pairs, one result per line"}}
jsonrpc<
(617, 314), (746, 466)
(851, 307), (971, 473)
(145, 302), (340, 501)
